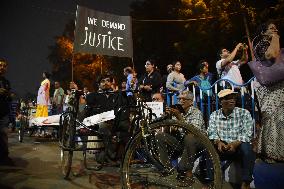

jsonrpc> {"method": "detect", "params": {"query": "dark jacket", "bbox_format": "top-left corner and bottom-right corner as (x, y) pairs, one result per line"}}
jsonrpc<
(139, 70), (162, 101)
(0, 76), (11, 118)
(85, 89), (130, 121)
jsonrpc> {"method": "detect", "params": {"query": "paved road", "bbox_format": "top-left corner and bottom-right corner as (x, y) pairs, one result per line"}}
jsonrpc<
(0, 132), (123, 189)
(0, 132), (236, 189)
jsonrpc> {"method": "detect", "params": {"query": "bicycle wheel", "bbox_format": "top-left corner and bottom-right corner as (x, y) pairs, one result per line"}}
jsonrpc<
(121, 119), (222, 189)
(60, 148), (73, 179)
(18, 121), (24, 142)
(60, 112), (75, 179)
(18, 116), (27, 142)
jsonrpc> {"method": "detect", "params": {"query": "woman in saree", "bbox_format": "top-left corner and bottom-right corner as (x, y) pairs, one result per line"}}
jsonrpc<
(35, 72), (51, 117)
(249, 21), (284, 189)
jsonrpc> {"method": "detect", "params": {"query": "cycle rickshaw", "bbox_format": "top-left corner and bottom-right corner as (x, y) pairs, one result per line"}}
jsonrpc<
(59, 89), (222, 188)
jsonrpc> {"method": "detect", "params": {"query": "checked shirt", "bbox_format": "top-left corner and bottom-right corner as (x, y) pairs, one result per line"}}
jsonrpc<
(208, 107), (253, 143)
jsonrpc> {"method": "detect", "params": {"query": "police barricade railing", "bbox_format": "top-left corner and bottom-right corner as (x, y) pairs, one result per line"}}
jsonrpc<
(188, 77), (256, 137)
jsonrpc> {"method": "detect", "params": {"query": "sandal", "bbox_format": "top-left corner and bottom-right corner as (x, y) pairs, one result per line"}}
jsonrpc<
(176, 172), (195, 187)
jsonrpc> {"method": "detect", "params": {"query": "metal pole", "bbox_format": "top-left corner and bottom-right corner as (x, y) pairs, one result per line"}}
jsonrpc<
(72, 5), (79, 81)
(101, 59), (103, 74)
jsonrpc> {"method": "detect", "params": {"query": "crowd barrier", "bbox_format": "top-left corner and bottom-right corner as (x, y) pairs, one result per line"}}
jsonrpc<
(166, 77), (257, 137)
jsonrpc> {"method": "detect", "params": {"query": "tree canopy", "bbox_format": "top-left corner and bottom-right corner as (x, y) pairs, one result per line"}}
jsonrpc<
(130, 0), (284, 79)
(48, 0), (284, 89)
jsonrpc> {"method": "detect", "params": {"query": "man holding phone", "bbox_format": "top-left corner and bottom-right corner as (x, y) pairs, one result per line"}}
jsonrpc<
(156, 91), (205, 186)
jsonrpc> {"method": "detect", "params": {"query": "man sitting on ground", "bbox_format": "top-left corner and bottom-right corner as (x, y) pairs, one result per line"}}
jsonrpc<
(156, 91), (206, 187)
(207, 89), (255, 189)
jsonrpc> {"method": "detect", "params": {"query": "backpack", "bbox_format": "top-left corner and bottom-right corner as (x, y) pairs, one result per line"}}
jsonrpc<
(198, 76), (212, 96)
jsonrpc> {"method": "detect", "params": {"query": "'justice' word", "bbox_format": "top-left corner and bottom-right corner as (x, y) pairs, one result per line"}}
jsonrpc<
(81, 27), (124, 51)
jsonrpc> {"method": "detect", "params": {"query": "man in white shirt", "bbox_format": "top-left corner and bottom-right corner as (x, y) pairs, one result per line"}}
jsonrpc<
(216, 43), (248, 86)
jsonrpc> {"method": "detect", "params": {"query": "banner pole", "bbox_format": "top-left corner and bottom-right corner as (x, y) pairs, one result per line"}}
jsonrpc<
(131, 57), (135, 70)
(243, 15), (255, 61)
(71, 54), (74, 81)
(72, 5), (79, 82)
(238, 0), (255, 61)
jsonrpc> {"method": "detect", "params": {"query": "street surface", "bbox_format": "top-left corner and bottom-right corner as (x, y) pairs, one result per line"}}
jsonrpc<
(0, 132), (237, 189)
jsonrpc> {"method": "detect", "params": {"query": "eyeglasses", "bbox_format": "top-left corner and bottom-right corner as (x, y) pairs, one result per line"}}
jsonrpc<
(178, 97), (192, 101)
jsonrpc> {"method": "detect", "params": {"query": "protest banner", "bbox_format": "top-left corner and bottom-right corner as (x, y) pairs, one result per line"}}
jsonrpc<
(74, 6), (133, 58)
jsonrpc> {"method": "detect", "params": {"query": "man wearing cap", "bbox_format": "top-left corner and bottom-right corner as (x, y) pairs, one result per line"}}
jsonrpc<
(156, 90), (205, 187)
(207, 89), (255, 189)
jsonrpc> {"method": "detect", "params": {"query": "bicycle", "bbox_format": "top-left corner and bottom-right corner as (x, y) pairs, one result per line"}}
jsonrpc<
(59, 89), (222, 188)
(58, 89), (140, 179)
(120, 93), (222, 188)
(18, 107), (29, 142)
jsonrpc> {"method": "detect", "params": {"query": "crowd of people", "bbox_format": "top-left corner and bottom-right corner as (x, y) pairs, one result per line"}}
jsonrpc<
(0, 21), (283, 189)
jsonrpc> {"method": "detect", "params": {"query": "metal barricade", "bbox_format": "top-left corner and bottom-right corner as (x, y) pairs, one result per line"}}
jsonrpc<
(192, 77), (257, 137)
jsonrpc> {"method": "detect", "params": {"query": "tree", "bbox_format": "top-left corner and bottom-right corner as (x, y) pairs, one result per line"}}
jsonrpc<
(47, 20), (111, 91)
(130, 0), (284, 80)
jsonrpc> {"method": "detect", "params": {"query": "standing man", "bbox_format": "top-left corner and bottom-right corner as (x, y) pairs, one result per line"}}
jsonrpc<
(208, 89), (255, 189)
(53, 81), (64, 114)
(216, 43), (248, 86)
(0, 59), (13, 165)
(139, 59), (162, 101)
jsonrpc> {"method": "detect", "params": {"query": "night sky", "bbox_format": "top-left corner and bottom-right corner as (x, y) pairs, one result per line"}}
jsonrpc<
(0, 0), (132, 97)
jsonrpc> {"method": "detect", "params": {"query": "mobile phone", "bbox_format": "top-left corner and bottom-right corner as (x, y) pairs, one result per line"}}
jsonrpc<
(170, 104), (185, 114)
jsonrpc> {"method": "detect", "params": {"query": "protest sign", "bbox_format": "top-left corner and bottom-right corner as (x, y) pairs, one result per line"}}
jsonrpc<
(74, 6), (133, 57)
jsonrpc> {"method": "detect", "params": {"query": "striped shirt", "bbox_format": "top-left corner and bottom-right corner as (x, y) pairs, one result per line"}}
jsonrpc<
(207, 107), (253, 143)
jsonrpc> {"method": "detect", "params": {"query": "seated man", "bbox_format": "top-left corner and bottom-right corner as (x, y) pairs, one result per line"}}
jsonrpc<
(151, 92), (164, 103)
(80, 73), (130, 163)
(156, 91), (206, 186)
(207, 89), (255, 189)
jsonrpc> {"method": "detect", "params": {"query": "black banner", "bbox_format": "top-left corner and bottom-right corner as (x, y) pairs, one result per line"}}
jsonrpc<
(73, 6), (133, 57)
